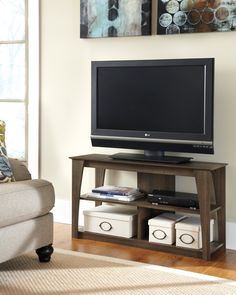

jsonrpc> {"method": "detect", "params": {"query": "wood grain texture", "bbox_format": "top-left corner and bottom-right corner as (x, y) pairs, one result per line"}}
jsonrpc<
(54, 223), (236, 280)
(71, 160), (84, 238)
(137, 172), (175, 193)
(70, 154), (227, 260)
(195, 170), (213, 260)
(213, 167), (226, 249)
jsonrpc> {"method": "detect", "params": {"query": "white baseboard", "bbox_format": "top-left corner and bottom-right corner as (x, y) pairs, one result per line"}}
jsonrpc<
(53, 199), (236, 250)
(226, 222), (236, 250)
(52, 198), (95, 226)
(52, 199), (72, 224)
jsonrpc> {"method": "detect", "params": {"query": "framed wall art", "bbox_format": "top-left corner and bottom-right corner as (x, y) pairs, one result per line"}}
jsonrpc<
(157, 0), (236, 35)
(80, 0), (152, 38)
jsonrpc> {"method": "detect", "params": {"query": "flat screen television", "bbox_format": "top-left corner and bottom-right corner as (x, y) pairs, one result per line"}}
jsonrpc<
(91, 58), (214, 164)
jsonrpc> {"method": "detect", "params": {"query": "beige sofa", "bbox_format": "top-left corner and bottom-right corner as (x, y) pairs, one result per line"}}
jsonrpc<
(0, 158), (55, 263)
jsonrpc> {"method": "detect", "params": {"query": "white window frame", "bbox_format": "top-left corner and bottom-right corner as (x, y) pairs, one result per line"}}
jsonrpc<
(28, 0), (39, 178)
(0, 0), (39, 178)
(0, 0), (28, 161)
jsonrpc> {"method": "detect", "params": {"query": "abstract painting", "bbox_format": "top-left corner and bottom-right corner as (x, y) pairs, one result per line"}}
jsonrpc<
(80, 0), (152, 38)
(157, 0), (236, 34)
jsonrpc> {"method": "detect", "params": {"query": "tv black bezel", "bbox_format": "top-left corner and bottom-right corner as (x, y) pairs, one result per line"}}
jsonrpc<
(91, 58), (214, 155)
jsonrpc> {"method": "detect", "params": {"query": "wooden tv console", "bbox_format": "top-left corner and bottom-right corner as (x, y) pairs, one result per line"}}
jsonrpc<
(70, 154), (227, 260)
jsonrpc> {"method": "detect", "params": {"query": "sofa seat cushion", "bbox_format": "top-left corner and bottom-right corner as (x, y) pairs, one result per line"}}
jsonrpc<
(0, 179), (55, 227)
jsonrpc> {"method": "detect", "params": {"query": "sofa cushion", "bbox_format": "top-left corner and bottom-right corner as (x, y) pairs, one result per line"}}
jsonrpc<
(0, 120), (14, 183)
(0, 179), (55, 227)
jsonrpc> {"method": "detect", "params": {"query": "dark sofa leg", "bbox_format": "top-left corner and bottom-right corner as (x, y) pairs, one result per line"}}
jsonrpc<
(36, 244), (54, 263)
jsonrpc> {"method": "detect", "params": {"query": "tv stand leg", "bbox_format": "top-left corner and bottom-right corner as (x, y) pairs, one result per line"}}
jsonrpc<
(95, 168), (106, 206)
(195, 170), (213, 260)
(72, 160), (84, 238)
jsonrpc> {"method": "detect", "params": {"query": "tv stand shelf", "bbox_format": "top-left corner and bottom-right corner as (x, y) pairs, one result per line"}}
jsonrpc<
(70, 154), (227, 260)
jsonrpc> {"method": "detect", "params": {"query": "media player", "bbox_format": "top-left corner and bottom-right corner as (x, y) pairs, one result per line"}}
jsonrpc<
(147, 190), (199, 209)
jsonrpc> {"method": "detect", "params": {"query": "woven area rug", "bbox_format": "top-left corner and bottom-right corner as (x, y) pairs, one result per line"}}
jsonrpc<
(1, 249), (236, 295)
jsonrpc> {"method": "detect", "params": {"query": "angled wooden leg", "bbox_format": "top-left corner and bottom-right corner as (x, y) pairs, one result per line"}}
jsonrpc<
(95, 167), (106, 206)
(72, 160), (85, 238)
(213, 167), (226, 250)
(195, 170), (215, 260)
(36, 244), (54, 263)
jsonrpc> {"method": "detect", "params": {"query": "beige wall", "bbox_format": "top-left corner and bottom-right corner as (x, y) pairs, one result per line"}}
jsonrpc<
(40, 0), (236, 222)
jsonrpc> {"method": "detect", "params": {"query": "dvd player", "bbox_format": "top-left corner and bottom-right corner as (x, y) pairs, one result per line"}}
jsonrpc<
(147, 190), (199, 209)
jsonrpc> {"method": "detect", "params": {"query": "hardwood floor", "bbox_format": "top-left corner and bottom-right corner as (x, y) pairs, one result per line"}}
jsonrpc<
(54, 222), (236, 281)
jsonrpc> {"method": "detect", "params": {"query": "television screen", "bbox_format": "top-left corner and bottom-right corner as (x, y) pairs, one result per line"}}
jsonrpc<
(97, 65), (205, 134)
(91, 58), (214, 163)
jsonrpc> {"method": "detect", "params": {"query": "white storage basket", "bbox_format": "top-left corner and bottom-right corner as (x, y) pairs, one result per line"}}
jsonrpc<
(83, 205), (137, 238)
(148, 213), (186, 245)
(175, 216), (214, 249)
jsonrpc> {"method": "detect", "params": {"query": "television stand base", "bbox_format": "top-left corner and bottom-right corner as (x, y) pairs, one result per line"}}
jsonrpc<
(111, 153), (193, 164)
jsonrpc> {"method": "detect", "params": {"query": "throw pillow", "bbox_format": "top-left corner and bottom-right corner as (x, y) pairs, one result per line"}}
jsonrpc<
(0, 120), (5, 146)
(0, 120), (14, 183)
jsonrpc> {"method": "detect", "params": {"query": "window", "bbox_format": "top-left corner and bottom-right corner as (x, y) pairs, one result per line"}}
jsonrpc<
(0, 0), (26, 160)
(0, 0), (39, 177)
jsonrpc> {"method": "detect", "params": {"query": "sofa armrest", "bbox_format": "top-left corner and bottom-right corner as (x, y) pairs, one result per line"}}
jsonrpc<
(9, 158), (32, 181)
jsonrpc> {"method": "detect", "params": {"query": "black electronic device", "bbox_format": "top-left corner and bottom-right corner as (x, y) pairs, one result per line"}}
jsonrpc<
(91, 58), (214, 164)
(147, 190), (199, 209)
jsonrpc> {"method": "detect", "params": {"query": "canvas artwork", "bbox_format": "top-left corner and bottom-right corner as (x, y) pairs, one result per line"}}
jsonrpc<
(80, 0), (152, 38)
(157, 0), (236, 34)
